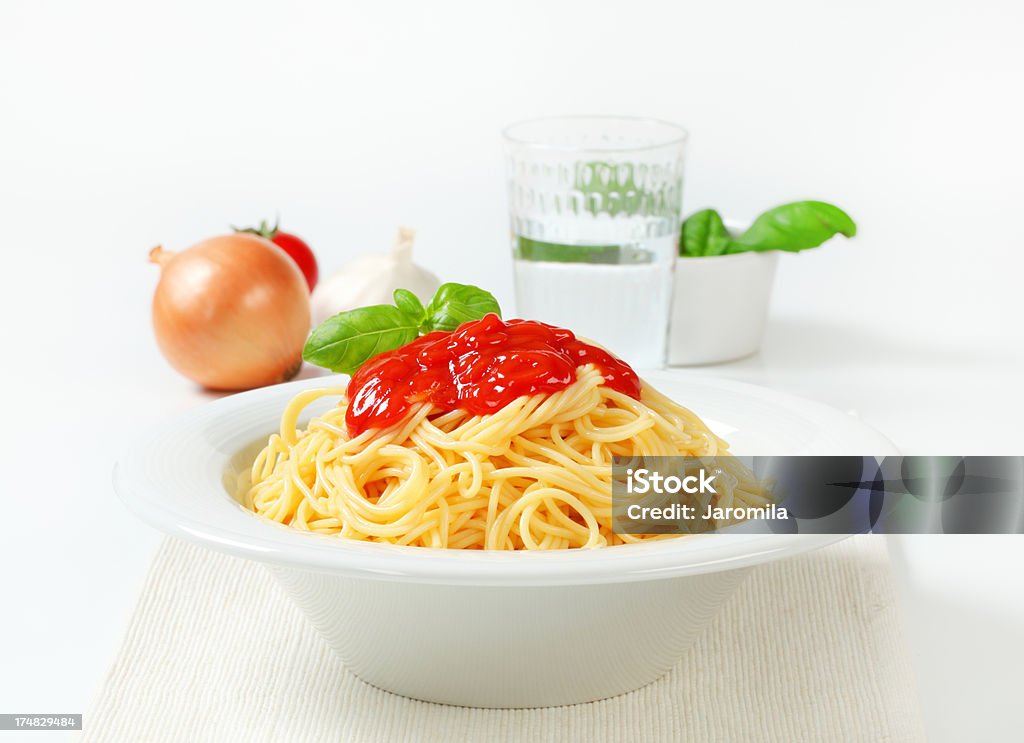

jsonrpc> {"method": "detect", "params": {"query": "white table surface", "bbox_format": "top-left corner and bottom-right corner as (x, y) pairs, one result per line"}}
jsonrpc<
(3, 1), (1023, 740)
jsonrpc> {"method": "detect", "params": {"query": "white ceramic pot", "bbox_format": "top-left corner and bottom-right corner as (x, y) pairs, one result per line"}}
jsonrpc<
(669, 250), (779, 366)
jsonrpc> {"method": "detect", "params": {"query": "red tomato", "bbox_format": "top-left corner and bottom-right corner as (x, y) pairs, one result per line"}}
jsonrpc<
(268, 231), (318, 291)
(234, 219), (318, 291)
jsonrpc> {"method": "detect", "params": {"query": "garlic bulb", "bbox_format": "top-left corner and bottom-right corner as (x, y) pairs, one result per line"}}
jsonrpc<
(310, 227), (442, 327)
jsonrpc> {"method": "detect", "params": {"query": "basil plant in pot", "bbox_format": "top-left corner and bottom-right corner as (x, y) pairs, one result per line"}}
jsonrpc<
(670, 201), (856, 365)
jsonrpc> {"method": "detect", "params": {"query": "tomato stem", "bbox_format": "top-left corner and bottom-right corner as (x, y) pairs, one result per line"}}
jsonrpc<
(232, 216), (280, 240)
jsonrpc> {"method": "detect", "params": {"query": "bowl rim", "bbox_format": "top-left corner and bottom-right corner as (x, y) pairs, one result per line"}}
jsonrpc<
(114, 373), (897, 586)
(675, 249), (780, 265)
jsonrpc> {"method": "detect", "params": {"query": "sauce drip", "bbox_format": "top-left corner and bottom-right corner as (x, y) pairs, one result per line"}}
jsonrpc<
(345, 314), (641, 437)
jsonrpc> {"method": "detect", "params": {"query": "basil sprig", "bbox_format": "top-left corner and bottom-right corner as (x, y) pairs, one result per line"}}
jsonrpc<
(303, 283), (501, 375)
(679, 201), (856, 258)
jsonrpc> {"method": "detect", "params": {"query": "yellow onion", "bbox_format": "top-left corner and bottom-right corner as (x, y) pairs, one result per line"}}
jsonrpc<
(149, 234), (311, 390)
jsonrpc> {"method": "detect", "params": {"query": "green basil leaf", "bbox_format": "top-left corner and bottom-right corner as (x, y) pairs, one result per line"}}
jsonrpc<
(422, 282), (501, 332)
(302, 305), (419, 375)
(680, 209), (731, 257)
(727, 201), (856, 254)
(393, 288), (425, 325)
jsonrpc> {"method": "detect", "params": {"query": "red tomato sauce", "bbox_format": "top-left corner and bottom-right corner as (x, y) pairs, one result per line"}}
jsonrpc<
(345, 314), (641, 437)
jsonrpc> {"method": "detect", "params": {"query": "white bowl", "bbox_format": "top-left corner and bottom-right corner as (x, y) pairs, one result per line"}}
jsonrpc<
(114, 373), (896, 708)
(669, 250), (779, 366)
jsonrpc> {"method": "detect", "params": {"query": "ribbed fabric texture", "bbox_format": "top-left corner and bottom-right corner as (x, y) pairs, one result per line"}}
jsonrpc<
(84, 536), (925, 742)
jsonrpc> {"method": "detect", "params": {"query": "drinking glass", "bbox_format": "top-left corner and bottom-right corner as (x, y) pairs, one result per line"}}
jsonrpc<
(503, 116), (688, 369)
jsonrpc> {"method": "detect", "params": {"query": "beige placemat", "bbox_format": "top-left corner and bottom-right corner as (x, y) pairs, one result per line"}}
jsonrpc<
(84, 536), (925, 742)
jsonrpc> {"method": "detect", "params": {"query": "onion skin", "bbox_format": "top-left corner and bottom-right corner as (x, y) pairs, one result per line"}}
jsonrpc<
(150, 234), (311, 390)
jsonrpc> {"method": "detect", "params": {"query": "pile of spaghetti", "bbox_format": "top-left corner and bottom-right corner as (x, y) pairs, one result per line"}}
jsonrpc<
(245, 339), (769, 550)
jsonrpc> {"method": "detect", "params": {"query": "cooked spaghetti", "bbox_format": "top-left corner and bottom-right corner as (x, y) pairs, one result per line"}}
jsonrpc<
(244, 363), (769, 550)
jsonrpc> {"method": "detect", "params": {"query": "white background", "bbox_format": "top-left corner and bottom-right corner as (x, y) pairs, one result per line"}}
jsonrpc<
(2, 0), (1023, 741)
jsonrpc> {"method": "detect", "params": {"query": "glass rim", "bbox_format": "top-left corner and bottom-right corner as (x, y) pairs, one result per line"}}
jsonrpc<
(502, 115), (689, 153)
